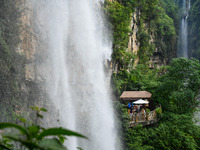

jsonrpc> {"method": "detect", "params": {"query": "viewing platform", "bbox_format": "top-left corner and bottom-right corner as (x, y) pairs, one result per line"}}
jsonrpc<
(120, 91), (160, 127)
(129, 110), (158, 127)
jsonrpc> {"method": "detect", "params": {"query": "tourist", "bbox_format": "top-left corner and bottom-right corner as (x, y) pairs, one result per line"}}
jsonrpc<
(135, 106), (139, 113)
(130, 107), (133, 118)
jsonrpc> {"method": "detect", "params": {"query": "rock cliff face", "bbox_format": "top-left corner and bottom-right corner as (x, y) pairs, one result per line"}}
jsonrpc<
(128, 12), (139, 66)
(129, 12), (171, 68)
(17, 1), (36, 81)
(0, 0), (48, 123)
(127, 10), (172, 68)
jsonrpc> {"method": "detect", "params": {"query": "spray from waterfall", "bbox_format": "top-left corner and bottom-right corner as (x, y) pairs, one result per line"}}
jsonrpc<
(177, 0), (191, 58)
(30, 0), (119, 150)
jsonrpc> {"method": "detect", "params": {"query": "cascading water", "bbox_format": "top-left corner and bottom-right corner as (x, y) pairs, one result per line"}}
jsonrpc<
(177, 0), (191, 58)
(31, 0), (119, 150)
(177, 0), (200, 125)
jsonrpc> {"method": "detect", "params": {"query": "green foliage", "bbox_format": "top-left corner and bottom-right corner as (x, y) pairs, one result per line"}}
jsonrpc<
(0, 123), (29, 136)
(145, 108), (150, 113)
(135, 0), (159, 21)
(155, 58), (200, 114)
(155, 107), (162, 118)
(160, 0), (179, 32)
(137, 25), (155, 64)
(109, 0), (177, 66)
(151, 5), (176, 63)
(133, 0), (159, 64)
(113, 58), (200, 149)
(104, 0), (135, 69)
(133, 0), (177, 64)
(116, 0), (135, 8)
(37, 128), (86, 140)
(112, 64), (160, 97)
(114, 101), (130, 132)
(107, 0), (178, 101)
(155, 8), (176, 39)
(126, 113), (200, 150)
(188, 0), (200, 60)
(30, 106), (47, 120)
(0, 108), (86, 150)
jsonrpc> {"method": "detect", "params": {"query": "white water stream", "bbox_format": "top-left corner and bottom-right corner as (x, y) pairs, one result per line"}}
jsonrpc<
(177, 0), (191, 58)
(177, 0), (200, 125)
(31, 0), (119, 149)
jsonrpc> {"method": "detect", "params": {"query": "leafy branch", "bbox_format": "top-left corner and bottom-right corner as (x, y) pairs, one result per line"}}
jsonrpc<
(0, 107), (87, 150)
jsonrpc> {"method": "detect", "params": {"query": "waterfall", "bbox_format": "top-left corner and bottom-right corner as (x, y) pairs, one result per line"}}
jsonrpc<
(177, 0), (191, 58)
(30, 0), (119, 150)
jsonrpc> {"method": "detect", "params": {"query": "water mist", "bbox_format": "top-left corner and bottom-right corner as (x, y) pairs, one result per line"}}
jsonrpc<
(30, 0), (119, 150)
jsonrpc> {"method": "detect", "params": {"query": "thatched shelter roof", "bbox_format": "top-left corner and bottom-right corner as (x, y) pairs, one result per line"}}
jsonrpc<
(120, 91), (152, 101)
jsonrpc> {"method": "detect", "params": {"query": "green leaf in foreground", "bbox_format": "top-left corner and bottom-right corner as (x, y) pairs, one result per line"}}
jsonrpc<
(40, 108), (47, 112)
(0, 123), (29, 137)
(4, 135), (39, 149)
(38, 128), (87, 140)
(0, 144), (12, 150)
(28, 125), (40, 138)
(39, 138), (67, 150)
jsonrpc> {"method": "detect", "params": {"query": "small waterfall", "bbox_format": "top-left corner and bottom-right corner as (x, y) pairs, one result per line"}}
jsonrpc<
(30, 0), (119, 150)
(177, 0), (191, 58)
(177, 0), (200, 126)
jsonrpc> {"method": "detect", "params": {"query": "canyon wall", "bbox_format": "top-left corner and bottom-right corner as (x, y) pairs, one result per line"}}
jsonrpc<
(0, 0), (48, 123)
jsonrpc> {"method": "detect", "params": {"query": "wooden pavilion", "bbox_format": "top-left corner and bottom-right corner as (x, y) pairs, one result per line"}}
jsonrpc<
(120, 91), (158, 127)
(120, 91), (154, 110)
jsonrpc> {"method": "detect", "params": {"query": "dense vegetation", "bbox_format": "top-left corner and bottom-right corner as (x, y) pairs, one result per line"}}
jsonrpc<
(104, 0), (178, 69)
(114, 57), (200, 150)
(104, 1), (134, 69)
(188, 0), (200, 59)
(104, 0), (179, 97)
(105, 0), (200, 149)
